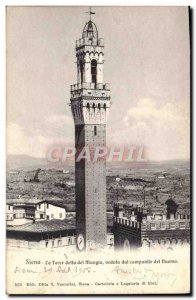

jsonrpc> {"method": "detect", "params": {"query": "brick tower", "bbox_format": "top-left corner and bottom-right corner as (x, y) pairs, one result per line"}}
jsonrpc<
(70, 14), (110, 251)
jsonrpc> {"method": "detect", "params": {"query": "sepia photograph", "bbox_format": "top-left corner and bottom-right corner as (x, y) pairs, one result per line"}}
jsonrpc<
(6, 5), (191, 294)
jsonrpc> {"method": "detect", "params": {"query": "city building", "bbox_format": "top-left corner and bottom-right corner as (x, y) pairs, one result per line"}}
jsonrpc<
(6, 218), (114, 251)
(6, 219), (76, 251)
(70, 13), (111, 250)
(113, 198), (190, 250)
(6, 198), (67, 226)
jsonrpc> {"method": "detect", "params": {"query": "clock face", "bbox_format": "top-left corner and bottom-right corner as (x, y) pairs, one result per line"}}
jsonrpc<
(77, 234), (85, 251)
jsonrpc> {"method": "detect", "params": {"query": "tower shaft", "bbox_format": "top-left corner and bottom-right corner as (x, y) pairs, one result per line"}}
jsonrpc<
(70, 19), (110, 250)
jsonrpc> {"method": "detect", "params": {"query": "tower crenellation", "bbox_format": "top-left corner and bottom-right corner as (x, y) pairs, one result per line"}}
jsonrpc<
(113, 201), (190, 250)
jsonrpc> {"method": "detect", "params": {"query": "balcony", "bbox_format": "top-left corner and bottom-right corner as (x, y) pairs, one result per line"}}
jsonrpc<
(70, 82), (110, 92)
(76, 38), (104, 48)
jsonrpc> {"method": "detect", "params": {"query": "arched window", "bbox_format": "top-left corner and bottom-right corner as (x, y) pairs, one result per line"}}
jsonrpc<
(98, 103), (101, 109)
(91, 59), (97, 87)
(87, 103), (90, 109)
(103, 103), (106, 110)
(94, 126), (97, 136)
(80, 61), (83, 84)
(93, 103), (95, 109)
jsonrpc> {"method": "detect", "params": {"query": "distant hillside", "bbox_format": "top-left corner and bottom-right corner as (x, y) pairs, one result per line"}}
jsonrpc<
(7, 155), (74, 170)
(7, 155), (48, 170)
(7, 154), (189, 172)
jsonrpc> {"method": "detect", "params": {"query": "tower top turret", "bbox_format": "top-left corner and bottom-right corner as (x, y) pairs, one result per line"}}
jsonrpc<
(82, 20), (98, 43)
(75, 7), (101, 48)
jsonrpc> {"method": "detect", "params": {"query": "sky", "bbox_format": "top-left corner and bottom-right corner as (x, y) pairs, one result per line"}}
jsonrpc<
(7, 6), (190, 161)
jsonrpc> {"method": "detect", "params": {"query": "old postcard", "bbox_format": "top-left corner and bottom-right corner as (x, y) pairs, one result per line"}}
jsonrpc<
(6, 6), (191, 294)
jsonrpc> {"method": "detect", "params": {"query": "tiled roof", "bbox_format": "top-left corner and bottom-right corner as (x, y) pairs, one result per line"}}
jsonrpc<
(177, 203), (190, 215)
(6, 198), (42, 205)
(7, 215), (114, 233)
(7, 218), (76, 233)
(178, 202), (190, 209)
(6, 198), (75, 211)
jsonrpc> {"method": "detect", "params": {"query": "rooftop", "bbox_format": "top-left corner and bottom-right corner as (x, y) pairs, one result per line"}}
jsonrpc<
(6, 198), (75, 211)
(7, 218), (76, 233)
(7, 198), (42, 205)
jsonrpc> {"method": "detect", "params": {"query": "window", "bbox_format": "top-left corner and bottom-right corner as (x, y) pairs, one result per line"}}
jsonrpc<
(45, 241), (49, 248)
(161, 223), (166, 230)
(40, 214), (44, 219)
(38, 204), (41, 209)
(91, 59), (97, 86)
(170, 223), (176, 230)
(150, 223), (156, 230)
(87, 103), (90, 109)
(52, 240), (54, 247)
(46, 203), (49, 209)
(94, 126), (97, 136)
(59, 213), (62, 218)
(46, 215), (49, 220)
(51, 214), (54, 219)
(179, 222), (185, 229)
(8, 205), (10, 210)
(68, 238), (72, 245)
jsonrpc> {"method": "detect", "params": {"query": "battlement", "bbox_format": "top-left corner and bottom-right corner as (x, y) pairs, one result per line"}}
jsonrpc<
(113, 216), (190, 231)
(70, 83), (110, 101)
(76, 38), (104, 48)
(113, 216), (141, 229)
(114, 202), (143, 212)
(71, 82), (110, 92)
(114, 202), (144, 221)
